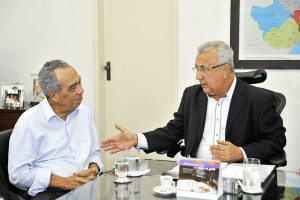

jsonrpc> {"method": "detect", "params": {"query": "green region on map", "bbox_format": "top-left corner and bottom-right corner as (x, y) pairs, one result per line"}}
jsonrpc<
(264, 18), (300, 49)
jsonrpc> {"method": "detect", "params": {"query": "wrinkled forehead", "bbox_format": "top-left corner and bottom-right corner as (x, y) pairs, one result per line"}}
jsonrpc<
(54, 66), (78, 78)
(54, 66), (80, 85)
(195, 48), (218, 67)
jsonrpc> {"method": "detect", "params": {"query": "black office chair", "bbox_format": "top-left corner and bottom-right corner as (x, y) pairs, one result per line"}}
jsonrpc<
(0, 129), (25, 200)
(236, 70), (287, 167)
(235, 69), (267, 84)
(157, 69), (287, 167)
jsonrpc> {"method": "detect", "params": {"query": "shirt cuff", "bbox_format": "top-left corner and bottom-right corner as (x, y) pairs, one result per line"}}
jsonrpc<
(89, 158), (103, 174)
(239, 147), (247, 160)
(135, 133), (148, 150)
(28, 168), (51, 196)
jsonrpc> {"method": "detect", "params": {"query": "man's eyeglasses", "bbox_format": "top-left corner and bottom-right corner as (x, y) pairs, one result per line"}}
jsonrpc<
(192, 63), (226, 74)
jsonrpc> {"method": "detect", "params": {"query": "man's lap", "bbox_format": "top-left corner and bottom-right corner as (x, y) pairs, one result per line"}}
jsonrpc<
(28, 188), (70, 200)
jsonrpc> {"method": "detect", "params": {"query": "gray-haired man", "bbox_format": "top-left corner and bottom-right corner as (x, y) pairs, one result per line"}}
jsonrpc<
(9, 60), (103, 199)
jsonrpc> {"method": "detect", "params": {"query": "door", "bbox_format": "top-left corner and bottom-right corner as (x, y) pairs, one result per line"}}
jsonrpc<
(97, 0), (178, 170)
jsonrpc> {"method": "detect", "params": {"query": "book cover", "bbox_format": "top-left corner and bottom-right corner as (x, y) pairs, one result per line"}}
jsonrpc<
(176, 158), (222, 199)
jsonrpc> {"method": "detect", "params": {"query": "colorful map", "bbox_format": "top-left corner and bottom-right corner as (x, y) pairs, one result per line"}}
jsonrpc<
(251, 0), (300, 55)
(239, 0), (300, 60)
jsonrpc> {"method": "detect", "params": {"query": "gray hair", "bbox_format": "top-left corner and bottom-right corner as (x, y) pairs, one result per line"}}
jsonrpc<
(197, 40), (235, 73)
(38, 60), (70, 98)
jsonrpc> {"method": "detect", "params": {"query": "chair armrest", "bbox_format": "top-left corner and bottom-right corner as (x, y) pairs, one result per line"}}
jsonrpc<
(156, 140), (184, 158)
(268, 150), (287, 167)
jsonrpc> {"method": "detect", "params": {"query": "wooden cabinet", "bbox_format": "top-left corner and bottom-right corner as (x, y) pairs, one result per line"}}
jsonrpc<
(0, 103), (32, 131)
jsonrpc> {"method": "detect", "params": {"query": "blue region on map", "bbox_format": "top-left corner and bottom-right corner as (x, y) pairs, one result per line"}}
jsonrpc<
(289, 42), (300, 55)
(251, 0), (292, 37)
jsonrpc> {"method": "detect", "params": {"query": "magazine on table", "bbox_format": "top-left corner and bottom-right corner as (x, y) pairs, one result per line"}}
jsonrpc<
(176, 158), (223, 200)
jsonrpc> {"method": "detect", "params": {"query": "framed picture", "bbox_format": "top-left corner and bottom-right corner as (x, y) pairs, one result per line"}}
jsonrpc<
(1, 83), (25, 107)
(31, 73), (45, 103)
(230, 0), (300, 69)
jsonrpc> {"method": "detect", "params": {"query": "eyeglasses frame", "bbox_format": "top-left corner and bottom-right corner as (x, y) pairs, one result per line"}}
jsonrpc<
(192, 63), (227, 73)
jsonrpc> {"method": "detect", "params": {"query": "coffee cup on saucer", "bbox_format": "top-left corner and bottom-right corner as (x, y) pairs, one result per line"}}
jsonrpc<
(160, 175), (175, 192)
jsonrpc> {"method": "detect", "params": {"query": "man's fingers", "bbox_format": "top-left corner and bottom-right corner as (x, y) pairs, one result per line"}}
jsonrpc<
(109, 149), (118, 154)
(101, 141), (116, 148)
(210, 145), (224, 151)
(213, 155), (221, 161)
(74, 170), (89, 177)
(211, 148), (223, 157)
(86, 168), (99, 175)
(74, 168), (98, 178)
(115, 123), (126, 132)
(103, 145), (118, 151)
(108, 143), (133, 154)
(76, 177), (90, 184)
(110, 148), (122, 154)
(101, 137), (114, 146)
(217, 140), (231, 145)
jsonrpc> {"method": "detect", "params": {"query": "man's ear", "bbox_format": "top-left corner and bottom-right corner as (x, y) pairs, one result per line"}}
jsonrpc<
(48, 91), (58, 102)
(223, 64), (230, 78)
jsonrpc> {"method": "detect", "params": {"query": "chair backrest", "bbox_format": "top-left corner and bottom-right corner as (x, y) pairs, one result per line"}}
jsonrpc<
(0, 129), (22, 194)
(236, 70), (286, 166)
(273, 92), (286, 115)
(235, 69), (267, 84)
(0, 129), (12, 185)
(236, 69), (286, 115)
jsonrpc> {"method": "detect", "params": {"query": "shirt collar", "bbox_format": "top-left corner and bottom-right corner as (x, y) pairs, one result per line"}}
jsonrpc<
(41, 99), (57, 121)
(41, 98), (80, 121)
(225, 76), (237, 100)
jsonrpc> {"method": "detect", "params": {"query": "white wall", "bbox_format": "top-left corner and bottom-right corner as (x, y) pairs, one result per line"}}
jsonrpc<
(178, 0), (231, 97)
(178, 0), (299, 171)
(0, 0), (95, 115)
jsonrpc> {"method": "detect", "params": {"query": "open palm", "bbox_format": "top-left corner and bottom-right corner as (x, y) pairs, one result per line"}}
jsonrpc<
(100, 123), (138, 154)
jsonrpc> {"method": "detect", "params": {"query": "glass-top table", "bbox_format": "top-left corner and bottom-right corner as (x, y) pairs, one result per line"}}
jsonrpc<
(57, 159), (300, 200)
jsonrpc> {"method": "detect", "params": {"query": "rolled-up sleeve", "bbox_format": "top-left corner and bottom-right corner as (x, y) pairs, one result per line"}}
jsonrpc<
(28, 168), (51, 196)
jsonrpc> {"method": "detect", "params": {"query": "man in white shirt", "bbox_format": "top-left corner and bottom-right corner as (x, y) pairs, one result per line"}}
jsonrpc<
(8, 60), (103, 199)
(101, 40), (286, 164)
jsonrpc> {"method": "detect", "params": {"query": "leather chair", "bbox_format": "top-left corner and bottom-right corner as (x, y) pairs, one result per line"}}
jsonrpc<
(157, 69), (287, 167)
(0, 129), (25, 199)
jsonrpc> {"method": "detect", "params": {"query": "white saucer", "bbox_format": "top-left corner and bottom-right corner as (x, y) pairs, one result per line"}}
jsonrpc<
(153, 186), (176, 195)
(127, 169), (150, 177)
(242, 187), (263, 194)
(237, 180), (262, 194)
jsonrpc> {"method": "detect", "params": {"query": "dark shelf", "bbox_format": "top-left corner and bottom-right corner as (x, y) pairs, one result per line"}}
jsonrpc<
(0, 102), (33, 131)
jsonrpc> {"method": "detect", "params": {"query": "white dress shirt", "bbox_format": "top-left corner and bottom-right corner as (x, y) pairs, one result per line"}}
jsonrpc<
(196, 77), (236, 159)
(8, 99), (103, 196)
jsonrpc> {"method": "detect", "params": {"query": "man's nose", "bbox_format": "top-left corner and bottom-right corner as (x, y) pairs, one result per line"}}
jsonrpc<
(196, 71), (204, 80)
(77, 85), (84, 94)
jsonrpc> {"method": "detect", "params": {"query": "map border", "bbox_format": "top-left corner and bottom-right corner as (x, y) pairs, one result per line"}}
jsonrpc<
(230, 0), (300, 69)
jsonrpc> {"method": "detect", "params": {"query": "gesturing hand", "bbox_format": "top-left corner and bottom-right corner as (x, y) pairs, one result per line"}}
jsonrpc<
(100, 123), (138, 154)
(210, 140), (244, 162)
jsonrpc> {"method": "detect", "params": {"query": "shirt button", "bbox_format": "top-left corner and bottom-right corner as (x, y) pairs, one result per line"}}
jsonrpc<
(218, 104), (220, 106)
(217, 118), (219, 121)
